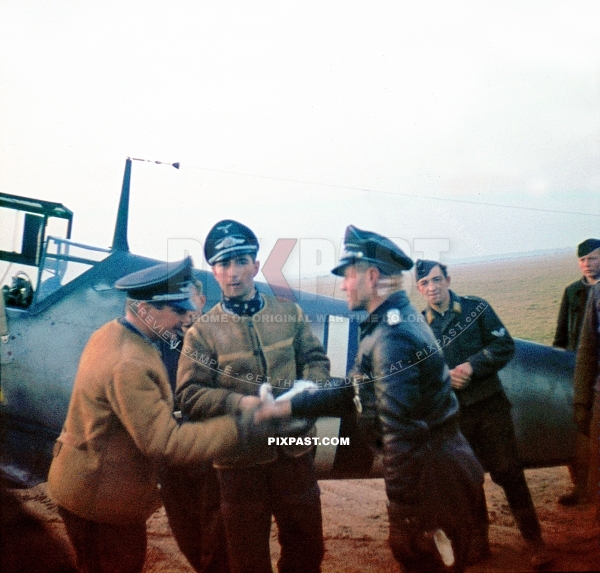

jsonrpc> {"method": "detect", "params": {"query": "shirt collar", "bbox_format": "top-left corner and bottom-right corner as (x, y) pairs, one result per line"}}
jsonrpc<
(118, 317), (160, 350)
(425, 291), (462, 324)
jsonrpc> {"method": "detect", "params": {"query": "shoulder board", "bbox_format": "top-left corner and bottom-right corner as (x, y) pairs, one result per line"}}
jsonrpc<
(463, 295), (485, 302)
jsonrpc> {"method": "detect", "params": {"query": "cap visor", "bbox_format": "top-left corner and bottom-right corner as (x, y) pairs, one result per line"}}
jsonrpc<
(331, 262), (350, 276)
(169, 299), (197, 312)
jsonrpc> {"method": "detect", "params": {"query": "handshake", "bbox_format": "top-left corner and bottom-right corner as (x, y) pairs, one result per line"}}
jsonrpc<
(234, 381), (318, 450)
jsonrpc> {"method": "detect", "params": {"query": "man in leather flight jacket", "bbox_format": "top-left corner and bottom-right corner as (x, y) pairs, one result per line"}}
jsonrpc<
(259, 226), (485, 573)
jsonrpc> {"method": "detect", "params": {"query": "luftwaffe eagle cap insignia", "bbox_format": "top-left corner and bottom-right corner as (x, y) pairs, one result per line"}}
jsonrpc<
(331, 225), (413, 276)
(114, 256), (197, 311)
(204, 219), (259, 265)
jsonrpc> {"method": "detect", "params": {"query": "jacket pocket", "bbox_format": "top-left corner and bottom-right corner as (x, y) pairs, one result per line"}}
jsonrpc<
(47, 435), (102, 519)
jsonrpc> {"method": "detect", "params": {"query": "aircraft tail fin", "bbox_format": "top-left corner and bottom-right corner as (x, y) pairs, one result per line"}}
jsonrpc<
(111, 158), (131, 252)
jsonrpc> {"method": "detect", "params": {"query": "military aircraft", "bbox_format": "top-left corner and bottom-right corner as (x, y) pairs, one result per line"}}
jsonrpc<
(0, 159), (578, 487)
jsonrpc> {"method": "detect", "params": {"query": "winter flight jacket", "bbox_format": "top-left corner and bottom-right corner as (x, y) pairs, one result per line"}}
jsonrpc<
(349, 291), (461, 495)
(176, 294), (331, 468)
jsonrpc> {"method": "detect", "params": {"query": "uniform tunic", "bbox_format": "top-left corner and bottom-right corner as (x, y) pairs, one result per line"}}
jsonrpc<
(423, 291), (544, 545)
(554, 278), (593, 351)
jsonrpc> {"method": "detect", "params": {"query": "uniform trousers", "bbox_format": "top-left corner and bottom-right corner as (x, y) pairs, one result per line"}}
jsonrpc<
(160, 465), (229, 573)
(459, 392), (542, 544)
(217, 452), (324, 573)
(385, 425), (484, 573)
(58, 506), (147, 573)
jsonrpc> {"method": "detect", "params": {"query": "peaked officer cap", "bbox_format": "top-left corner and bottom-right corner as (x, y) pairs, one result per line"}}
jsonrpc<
(331, 225), (413, 276)
(204, 219), (259, 265)
(415, 259), (448, 281)
(578, 238), (600, 258)
(114, 256), (197, 311)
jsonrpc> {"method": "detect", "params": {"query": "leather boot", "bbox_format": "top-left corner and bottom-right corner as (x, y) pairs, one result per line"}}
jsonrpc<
(512, 508), (554, 569)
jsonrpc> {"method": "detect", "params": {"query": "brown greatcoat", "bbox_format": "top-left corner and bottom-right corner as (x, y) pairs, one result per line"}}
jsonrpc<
(47, 319), (239, 525)
(573, 282), (600, 509)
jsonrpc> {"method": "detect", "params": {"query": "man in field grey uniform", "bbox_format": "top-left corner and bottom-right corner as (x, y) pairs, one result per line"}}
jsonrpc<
(416, 259), (553, 568)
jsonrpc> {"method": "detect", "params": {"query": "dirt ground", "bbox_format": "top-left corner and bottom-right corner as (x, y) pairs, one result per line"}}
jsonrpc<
(2, 467), (599, 573)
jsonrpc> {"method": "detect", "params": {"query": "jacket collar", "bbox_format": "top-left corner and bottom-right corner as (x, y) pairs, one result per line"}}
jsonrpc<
(360, 290), (410, 334)
(118, 317), (160, 350)
(425, 290), (462, 324)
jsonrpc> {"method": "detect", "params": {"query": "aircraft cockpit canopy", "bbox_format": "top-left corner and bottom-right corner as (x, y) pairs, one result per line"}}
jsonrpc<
(1, 192), (110, 310)
(0, 193), (73, 267)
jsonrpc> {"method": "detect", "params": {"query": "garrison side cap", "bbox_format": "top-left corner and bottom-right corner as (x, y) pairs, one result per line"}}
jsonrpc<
(204, 219), (259, 265)
(415, 259), (448, 281)
(578, 238), (600, 258)
(331, 224), (414, 276)
(114, 256), (197, 311)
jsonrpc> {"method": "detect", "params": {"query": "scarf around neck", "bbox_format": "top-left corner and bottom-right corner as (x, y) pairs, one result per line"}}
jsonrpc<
(222, 289), (264, 316)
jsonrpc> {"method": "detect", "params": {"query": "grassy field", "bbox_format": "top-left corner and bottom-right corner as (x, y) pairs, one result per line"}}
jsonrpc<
(307, 251), (581, 345)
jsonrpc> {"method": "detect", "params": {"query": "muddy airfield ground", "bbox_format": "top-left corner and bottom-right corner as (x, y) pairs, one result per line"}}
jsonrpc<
(3, 468), (599, 572)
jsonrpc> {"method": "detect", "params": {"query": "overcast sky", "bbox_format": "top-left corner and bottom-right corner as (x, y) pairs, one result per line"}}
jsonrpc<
(1, 1), (599, 280)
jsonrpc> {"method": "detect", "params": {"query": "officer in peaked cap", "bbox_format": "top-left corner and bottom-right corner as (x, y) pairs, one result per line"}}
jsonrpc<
(265, 225), (486, 572)
(204, 219), (259, 266)
(176, 218), (331, 573)
(332, 224), (413, 276)
(47, 250), (262, 573)
(114, 256), (197, 311)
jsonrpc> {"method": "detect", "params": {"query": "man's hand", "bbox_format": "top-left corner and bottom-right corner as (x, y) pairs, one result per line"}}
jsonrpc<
(238, 395), (261, 411)
(449, 362), (473, 390)
(234, 403), (313, 454)
(254, 399), (292, 423)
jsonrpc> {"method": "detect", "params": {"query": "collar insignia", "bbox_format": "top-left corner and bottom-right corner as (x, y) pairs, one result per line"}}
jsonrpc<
(386, 309), (402, 325)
